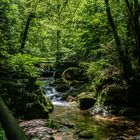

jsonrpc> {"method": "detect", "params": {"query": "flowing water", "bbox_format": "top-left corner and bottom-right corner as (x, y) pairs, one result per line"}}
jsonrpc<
(41, 77), (140, 140)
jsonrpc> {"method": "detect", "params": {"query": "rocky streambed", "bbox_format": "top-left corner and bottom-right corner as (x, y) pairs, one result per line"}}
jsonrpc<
(19, 108), (140, 140)
(18, 77), (140, 140)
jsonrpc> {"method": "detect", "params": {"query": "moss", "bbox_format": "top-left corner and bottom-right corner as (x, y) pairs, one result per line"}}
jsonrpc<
(77, 92), (96, 110)
(0, 127), (7, 140)
(97, 84), (125, 106)
(96, 82), (140, 115)
(0, 79), (53, 119)
(62, 67), (88, 85)
(45, 119), (61, 129)
(78, 130), (94, 138)
(95, 76), (120, 93)
(96, 84), (126, 114)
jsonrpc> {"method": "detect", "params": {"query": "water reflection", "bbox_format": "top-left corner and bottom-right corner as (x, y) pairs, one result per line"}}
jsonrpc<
(41, 77), (140, 140)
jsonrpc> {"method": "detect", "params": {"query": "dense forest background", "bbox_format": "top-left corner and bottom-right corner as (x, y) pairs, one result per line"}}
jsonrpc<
(1, 0), (140, 130)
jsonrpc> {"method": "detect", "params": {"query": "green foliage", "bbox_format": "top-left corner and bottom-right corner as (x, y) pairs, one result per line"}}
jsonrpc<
(0, 128), (7, 140)
(1, 0), (140, 117)
(45, 119), (60, 129)
(86, 60), (111, 80)
(7, 53), (40, 78)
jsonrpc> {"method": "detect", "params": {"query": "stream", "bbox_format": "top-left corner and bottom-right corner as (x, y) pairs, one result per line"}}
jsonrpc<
(41, 77), (140, 140)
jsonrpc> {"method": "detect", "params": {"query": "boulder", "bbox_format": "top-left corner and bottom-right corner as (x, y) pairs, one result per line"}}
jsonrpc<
(79, 97), (96, 110)
(78, 130), (94, 138)
(17, 90), (53, 119)
(55, 84), (70, 92)
(62, 67), (88, 85)
(2, 79), (53, 119)
(97, 84), (125, 110)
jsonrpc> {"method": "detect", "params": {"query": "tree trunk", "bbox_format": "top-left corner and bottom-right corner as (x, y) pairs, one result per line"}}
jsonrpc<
(56, 30), (60, 65)
(55, 1), (61, 66)
(0, 97), (28, 140)
(20, 13), (32, 52)
(105, 0), (126, 78)
(124, 0), (140, 70)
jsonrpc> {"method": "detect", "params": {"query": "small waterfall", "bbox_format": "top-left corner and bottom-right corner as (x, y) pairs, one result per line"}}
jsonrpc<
(41, 77), (69, 107)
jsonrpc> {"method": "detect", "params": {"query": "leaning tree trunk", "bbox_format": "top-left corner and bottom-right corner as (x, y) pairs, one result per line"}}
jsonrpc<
(0, 97), (28, 140)
(104, 0), (131, 80)
(124, 0), (140, 70)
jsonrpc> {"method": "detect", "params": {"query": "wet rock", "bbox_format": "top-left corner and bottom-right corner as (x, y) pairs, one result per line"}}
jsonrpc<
(60, 121), (75, 128)
(79, 97), (96, 110)
(66, 95), (77, 102)
(78, 130), (94, 138)
(132, 135), (140, 140)
(41, 69), (53, 77)
(61, 88), (80, 100)
(49, 78), (65, 87)
(108, 136), (127, 140)
(55, 84), (70, 92)
(48, 137), (55, 140)
(19, 119), (57, 140)
(53, 78), (64, 84)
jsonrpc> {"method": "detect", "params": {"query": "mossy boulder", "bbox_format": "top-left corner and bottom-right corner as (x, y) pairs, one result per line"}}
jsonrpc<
(13, 90), (53, 119)
(96, 84), (125, 114)
(78, 130), (94, 138)
(0, 79), (53, 119)
(94, 75), (121, 94)
(97, 84), (125, 107)
(22, 90), (53, 119)
(96, 83), (140, 115)
(62, 67), (87, 85)
(79, 97), (96, 110)
(78, 92), (96, 110)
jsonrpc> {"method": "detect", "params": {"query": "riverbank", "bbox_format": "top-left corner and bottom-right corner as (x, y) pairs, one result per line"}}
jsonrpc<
(18, 111), (140, 140)
(16, 75), (140, 140)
